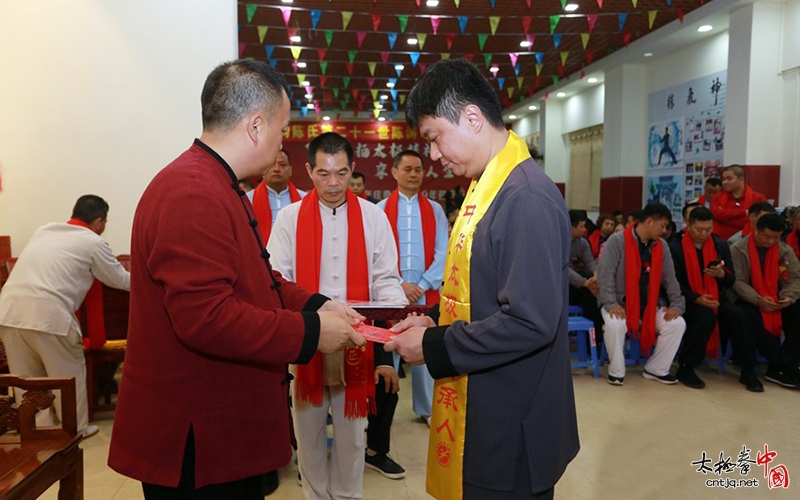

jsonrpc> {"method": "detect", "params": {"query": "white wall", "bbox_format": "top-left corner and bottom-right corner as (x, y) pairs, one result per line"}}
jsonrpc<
(0, 0), (237, 254)
(782, 0), (800, 72)
(562, 84), (605, 134)
(513, 112), (540, 139)
(647, 32), (729, 94)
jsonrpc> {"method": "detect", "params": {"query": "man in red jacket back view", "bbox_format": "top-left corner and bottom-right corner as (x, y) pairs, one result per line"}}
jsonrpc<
(710, 164), (767, 240)
(108, 60), (366, 500)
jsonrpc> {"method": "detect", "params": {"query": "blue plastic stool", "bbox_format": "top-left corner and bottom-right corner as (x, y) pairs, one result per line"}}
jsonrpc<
(599, 335), (647, 366)
(568, 315), (600, 378)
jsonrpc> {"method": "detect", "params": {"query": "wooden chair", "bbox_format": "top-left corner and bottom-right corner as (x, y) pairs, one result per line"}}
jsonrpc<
(0, 375), (83, 499)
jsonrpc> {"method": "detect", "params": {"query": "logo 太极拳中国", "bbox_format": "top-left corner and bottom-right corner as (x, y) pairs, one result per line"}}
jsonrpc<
(691, 444), (789, 490)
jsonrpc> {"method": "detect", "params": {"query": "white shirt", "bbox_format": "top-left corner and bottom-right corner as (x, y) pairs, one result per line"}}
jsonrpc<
(0, 223), (130, 336)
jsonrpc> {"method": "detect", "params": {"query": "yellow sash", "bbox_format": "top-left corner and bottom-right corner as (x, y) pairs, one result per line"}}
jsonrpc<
(426, 131), (531, 500)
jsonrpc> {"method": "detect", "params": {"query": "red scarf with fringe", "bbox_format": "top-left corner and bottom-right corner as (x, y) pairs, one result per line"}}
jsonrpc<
(787, 229), (800, 261)
(294, 189), (375, 418)
(748, 235), (782, 336)
(67, 218), (106, 349)
(252, 181), (301, 244)
(624, 225), (663, 355)
(681, 233), (720, 358)
(383, 190), (440, 306)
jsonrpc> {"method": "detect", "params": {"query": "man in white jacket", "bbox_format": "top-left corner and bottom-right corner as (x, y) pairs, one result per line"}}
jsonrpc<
(0, 194), (130, 438)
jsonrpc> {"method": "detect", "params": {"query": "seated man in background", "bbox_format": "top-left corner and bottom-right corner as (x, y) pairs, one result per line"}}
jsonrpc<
(695, 177), (722, 208)
(0, 194), (130, 439)
(588, 213), (616, 260)
(727, 201), (776, 246)
(669, 207), (761, 391)
(596, 203), (686, 386)
(568, 210), (604, 353)
(786, 208), (800, 260)
(731, 213), (800, 388)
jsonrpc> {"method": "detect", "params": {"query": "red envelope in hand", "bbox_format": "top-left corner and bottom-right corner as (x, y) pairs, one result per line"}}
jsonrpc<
(355, 324), (396, 344)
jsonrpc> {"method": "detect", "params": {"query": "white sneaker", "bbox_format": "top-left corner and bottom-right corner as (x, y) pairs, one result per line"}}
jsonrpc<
(81, 424), (99, 440)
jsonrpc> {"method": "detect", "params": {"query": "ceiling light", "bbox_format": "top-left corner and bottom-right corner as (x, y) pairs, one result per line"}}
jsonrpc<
(301, 81), (310, 86)
(643, 52), (654, 57)
(304, 93), (313, 99)
(565, 3), (579, 11)
(587, 77), (598, 83)
(386, 82), (395, 88)
(290, 35), (301, 43)
(426, 0), (439, 5)
(378, 117), (386, 122)
(380, 94), (388, 100)
(697, 25), (713, 32)
(306, 103), (314, 109)
(394, 64), (405, 71)
(528, 105), (537, 110)
(520, 40), (532, 48)
(281, 0), (293, 3)
(323, 116), (331, 121)
(508, 114), (517, 120)
(296, 62), (307, 68)
(407, 38), (418, 45)
(489, 66), (499, 73)
(375, 104), (383, 109)
(556, 91), (566, 97)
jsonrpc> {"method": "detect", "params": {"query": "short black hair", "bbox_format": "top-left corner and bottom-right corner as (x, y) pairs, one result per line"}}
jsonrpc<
(351, 172), (366, 182)
(277, 149), (290, 164)
(71, 195), (109, 224)
(569, 210), (587, 228)
(628, 208), (644, 222)
(748, 201), (775, 216)
(641, 203), (672, 222)
(688, 206), (714, 223)
(393, 150), (424, 169)
(307, 132), (354, 169)
(723, 164), (745, 178)
(756, 213), (786, 232)
(405, 58), (504, 130)
(596, 213), (615, 227)
(682, 202), (701, 219)
(705, 177), (722, 187)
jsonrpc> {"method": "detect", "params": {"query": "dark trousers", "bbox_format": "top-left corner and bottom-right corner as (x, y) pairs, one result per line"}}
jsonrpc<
(568, 286), (604, 348)
(738, 300), (800, 369)
(463, 441), (555, 500)
(366, 374), (398, 455)
(142, 428), (262, 500)
(680, 300), (757, 367)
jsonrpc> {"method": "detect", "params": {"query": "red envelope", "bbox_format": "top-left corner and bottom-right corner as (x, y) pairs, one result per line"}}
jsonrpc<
(355, 324), (396, 344)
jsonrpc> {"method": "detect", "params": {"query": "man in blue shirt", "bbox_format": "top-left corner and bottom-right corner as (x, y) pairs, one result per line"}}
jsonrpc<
(248, 149), (306, 245)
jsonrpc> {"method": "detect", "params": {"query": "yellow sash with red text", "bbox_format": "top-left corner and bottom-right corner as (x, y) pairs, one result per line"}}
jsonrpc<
(426, 131), (530, 500)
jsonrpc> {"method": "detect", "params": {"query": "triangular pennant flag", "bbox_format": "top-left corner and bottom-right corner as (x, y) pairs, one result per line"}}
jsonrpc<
(490, 0), (496, 8)
(246, 4), (257, 23)
(368, 62), (377, 76)
(535, 76), (541, 88)
(597, 0), (603, 8)
(265, 45), (276, 59)
(392, 101), (398, 111)
(389, 77), (397, 87)
(465, 53), (475, 61)
(258, 26), (268, 44)
(553, 34), (562, 50)
(478, 33), (489, 51)
(618, 13), (628, 31)
(325, 30), (333, 46)
(346, 63), (354, 75)
(387, 32), (398, 50)
(553, 75), (559, 85)
(458, 16), (469, 35)
(632, 0), (638, 7)
(557, 61), (564, 76)
(359, 93), (368, 104)
(348, 50), (358, 64)
(535, 52), (543, 65)
(517, 76), (524, 88)
(372, 13), (382, 32)
(344, 77), (351, 88)
(301, 107), (308, 117)
(371, 89), (379, 100)
(418, 33), (427, 50)
(409, 52), (421, 66)
(295, 99), (302, 109)
(373, 109), (380, 119)
(560, 0), (567, 8)
(535, 63), (543, 76)
(521, 16), (532, 34)
(441, 53), (451, 60)
(489, 16), (501, 36)
(497, 77), (504, 90)
(306, 86), (314, 95)
(484, 53), (492, 69)
(342, 12), (354, 30)
(623, 31), (633, 47)
(587, 14), (598, 33)
(446, 33), (455, 50)
(550, 15), (560, 34)
(513, 63), (520, 76)
(418, 62), (427, 73)
(268, 58), (277, 68)
(367, 77), (375, 88)
(297, 74), (306, 84)
(526, 34), (535, 47)
(290, 46), (302, 61)
(380, 51), (390, 64)
(431, 16), (441, 35)
(280, 8), (292, 27)
(311, 10), (322, 30)
(320, 61), (328, 74)
(454, 0), (461, 7)
(357, 31), (367, 48)
(585, 49), (594, 64)
(648, 11), (657, 29)
(352, 88), (359, 100)
(676, 9), (684, 23)
(344, 93), (351, 102)
(319, 76), (327, 87)
(333, 88), (339, 98)
(509, 53), (518, 66)
(398, 15), (409, 33)
(395, 66), (402, 76)
(507, 87), (514, 98)
(667, 0), (672, 5)
(287, 27), (297, 41)
(238, 42), (247, 57)
(415, 0), (421, 6)
(400, 95), (406, 105)
(581, 33), (590, 49)
(390, 89), (398, 100)
(317, 47), (327, 62)
(526, 0), (531, 7)
(315, 104), (321, 115)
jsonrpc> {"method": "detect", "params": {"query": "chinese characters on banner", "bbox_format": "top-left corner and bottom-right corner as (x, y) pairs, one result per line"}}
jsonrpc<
(645, 70), (727, 225)
(281, 122), (470, 203)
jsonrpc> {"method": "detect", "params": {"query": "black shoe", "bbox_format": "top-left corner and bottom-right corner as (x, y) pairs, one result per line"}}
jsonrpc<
(398, 364), (406, 378)
(607, 375), (624, 386)
(642, 369), (678, 385)
(739, 369), (764, 393)
(677, 366), (705, 389)
(261, 470), (279, 496)
(765, 369), (799, 389)
(365, 452), (406, 479)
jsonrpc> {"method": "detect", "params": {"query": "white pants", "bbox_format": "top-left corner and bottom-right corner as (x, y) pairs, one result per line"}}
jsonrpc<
(0, 325), (89, 430)
(293, 384), (367, 500)
(601, 308), (686, 378)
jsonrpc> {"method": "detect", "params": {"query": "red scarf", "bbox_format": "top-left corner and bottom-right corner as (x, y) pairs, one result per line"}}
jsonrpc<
(294, 189), (375, 418)
(681, 233), (720, 358)
(588, 231), (602, 259)
(67, 218), (106, 349)
(787, 229), (800, 261)
(698, 194), (707, 206)
(742, 223), (754, 238)
(383, 190), (440, 306)
(748, 235), (782, 336)
(358, 191), (367, 200)
(624, 225), (663, 355)
(252, 181), (301, 244)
